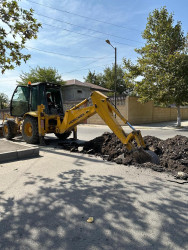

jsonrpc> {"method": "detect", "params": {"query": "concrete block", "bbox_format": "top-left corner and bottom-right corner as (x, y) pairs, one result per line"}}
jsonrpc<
(17, 147), (39, 160)
(0, 151), (18, 163)
(0, 140), (39, 163)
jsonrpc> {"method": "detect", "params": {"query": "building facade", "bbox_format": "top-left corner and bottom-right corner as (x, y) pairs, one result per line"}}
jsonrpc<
(62, 79), (110, 102)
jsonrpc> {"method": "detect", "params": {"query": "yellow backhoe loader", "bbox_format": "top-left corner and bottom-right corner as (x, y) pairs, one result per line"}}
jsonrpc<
(2, 82), (159, 164)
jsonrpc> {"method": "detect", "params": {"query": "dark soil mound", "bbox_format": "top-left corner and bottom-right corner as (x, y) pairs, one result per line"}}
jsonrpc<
(83, 132), (137, 164)
(82, 133), (188, 175)
(157, 135), (188, 174)
(58, 132), (188, 178)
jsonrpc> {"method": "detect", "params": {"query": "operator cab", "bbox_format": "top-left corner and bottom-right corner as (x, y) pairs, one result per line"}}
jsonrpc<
(10, 82), (64, 117)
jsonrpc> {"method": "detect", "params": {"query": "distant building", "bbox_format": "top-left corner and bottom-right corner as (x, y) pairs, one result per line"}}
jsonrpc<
(62, 79), (110, 102)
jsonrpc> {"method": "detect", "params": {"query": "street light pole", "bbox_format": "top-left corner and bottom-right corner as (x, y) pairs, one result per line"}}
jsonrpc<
(105, 39), (117, 109)
(114, 46), (117, 109)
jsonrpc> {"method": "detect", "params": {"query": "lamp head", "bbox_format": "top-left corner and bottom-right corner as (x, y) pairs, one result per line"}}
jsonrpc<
(105, 39), (111, 45)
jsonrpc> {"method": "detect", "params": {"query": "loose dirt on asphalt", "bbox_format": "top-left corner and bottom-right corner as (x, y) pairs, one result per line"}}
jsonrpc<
(59, 133), (188, 179)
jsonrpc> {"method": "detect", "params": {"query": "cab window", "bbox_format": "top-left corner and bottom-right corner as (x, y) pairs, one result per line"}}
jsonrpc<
(11, 86), (29, 116)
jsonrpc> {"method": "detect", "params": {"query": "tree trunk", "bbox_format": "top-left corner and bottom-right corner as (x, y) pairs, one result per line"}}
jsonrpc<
(177, 105), (181, 127)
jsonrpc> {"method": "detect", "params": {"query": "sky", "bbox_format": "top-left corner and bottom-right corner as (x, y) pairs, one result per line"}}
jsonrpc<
(0, 0), (188, 99)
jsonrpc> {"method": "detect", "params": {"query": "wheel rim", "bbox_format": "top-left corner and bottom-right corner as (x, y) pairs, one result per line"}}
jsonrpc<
(4, 124), (8, 135)
(24, 122), (33, 137)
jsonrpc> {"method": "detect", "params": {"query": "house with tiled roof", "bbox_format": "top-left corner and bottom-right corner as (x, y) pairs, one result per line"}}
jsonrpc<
(62, 79), (111, 102)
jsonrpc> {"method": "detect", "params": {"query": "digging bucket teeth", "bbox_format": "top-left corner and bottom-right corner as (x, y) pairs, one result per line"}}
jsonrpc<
(132, 148), (160, 165)
(125, 131), (160, 165)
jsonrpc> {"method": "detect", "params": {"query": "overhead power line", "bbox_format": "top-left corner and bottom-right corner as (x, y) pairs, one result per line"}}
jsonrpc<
(62, 64), (122, 75)
(26, 0), (141, 32)
(64, 57), (112, 74)
(25, 46), (113, 59)
(63, 60), (122, 74)
(35, 13), (144, 45)
(41, 22), (137, 47)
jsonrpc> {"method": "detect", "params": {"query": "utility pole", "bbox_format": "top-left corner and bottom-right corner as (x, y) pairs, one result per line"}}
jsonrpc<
(114, 47), (117, 109)
(105, 39), (117, 109)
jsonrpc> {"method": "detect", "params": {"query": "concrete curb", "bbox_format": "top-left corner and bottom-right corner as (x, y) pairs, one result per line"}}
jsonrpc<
(0, 141), (39, 163)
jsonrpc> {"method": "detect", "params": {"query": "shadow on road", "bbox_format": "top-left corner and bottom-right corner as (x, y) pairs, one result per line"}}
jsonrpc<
(0, 170), (187, 249)
(40, 146), (113, 166)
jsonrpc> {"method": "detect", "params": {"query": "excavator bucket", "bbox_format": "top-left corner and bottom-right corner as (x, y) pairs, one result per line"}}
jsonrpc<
(132, 148), (160, 165)
(124, 131), (160, 165)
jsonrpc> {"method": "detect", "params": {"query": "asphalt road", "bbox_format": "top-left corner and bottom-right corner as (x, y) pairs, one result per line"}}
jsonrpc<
(0, 122), (188, 250)
(76, 122), (188, 141)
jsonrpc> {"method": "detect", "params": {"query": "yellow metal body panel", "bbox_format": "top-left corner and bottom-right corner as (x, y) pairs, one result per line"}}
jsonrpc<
(23, 111), (38, 118)
(57, 105), (96, 134)
(3, 123), (8, 135)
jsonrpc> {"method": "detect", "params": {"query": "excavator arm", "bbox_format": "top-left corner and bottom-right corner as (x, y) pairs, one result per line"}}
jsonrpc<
(55, 91), (146, 151)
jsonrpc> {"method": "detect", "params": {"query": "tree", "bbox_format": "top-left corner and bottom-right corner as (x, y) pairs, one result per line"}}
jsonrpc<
(84, 64), (132, 95)
(17, 66), (65, 85)
(103, 64), (132, 95)
(123, 7), (188, 126)
(0, 0), (41, 74)
(84, 71), (98, 84)
(84, 70), (105, 86)
(0, 93), (9, 108)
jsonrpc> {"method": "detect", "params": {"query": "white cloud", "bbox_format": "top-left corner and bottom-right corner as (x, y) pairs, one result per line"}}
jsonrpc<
(0, 74), (20, 99)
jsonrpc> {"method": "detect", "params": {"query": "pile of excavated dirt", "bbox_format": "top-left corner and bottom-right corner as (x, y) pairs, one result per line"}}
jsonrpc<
(144, 135), (188, 174)
(62, 133), (188, 177)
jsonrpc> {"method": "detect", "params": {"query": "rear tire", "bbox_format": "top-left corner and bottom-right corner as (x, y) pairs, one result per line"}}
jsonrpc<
(3, 120), (17, 140)
(55, 131), (71, 140)
(22, 116), (39, 144)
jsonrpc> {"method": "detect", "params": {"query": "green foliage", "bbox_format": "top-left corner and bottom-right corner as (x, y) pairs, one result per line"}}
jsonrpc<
(84, 64), (133, 95)
(103, 65), (126, 94)
(17, 66), (65, 85)
(0, 0), (41, 74)
(123, 7), (188, 108)
(0, 93), (9, 108)
(184, 33), (188, 54)
(84, 70), (104, 86)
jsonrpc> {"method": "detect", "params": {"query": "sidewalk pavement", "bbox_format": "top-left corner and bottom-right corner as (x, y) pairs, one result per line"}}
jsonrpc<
(0, 139), (39, 163)
(80, 120), (188, 130)
(131, 120), (188, 130)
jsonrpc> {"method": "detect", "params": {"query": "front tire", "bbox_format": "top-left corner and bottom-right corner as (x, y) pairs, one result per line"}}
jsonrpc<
(3, 120), (17, 140)
(22, 116), (39, 144)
